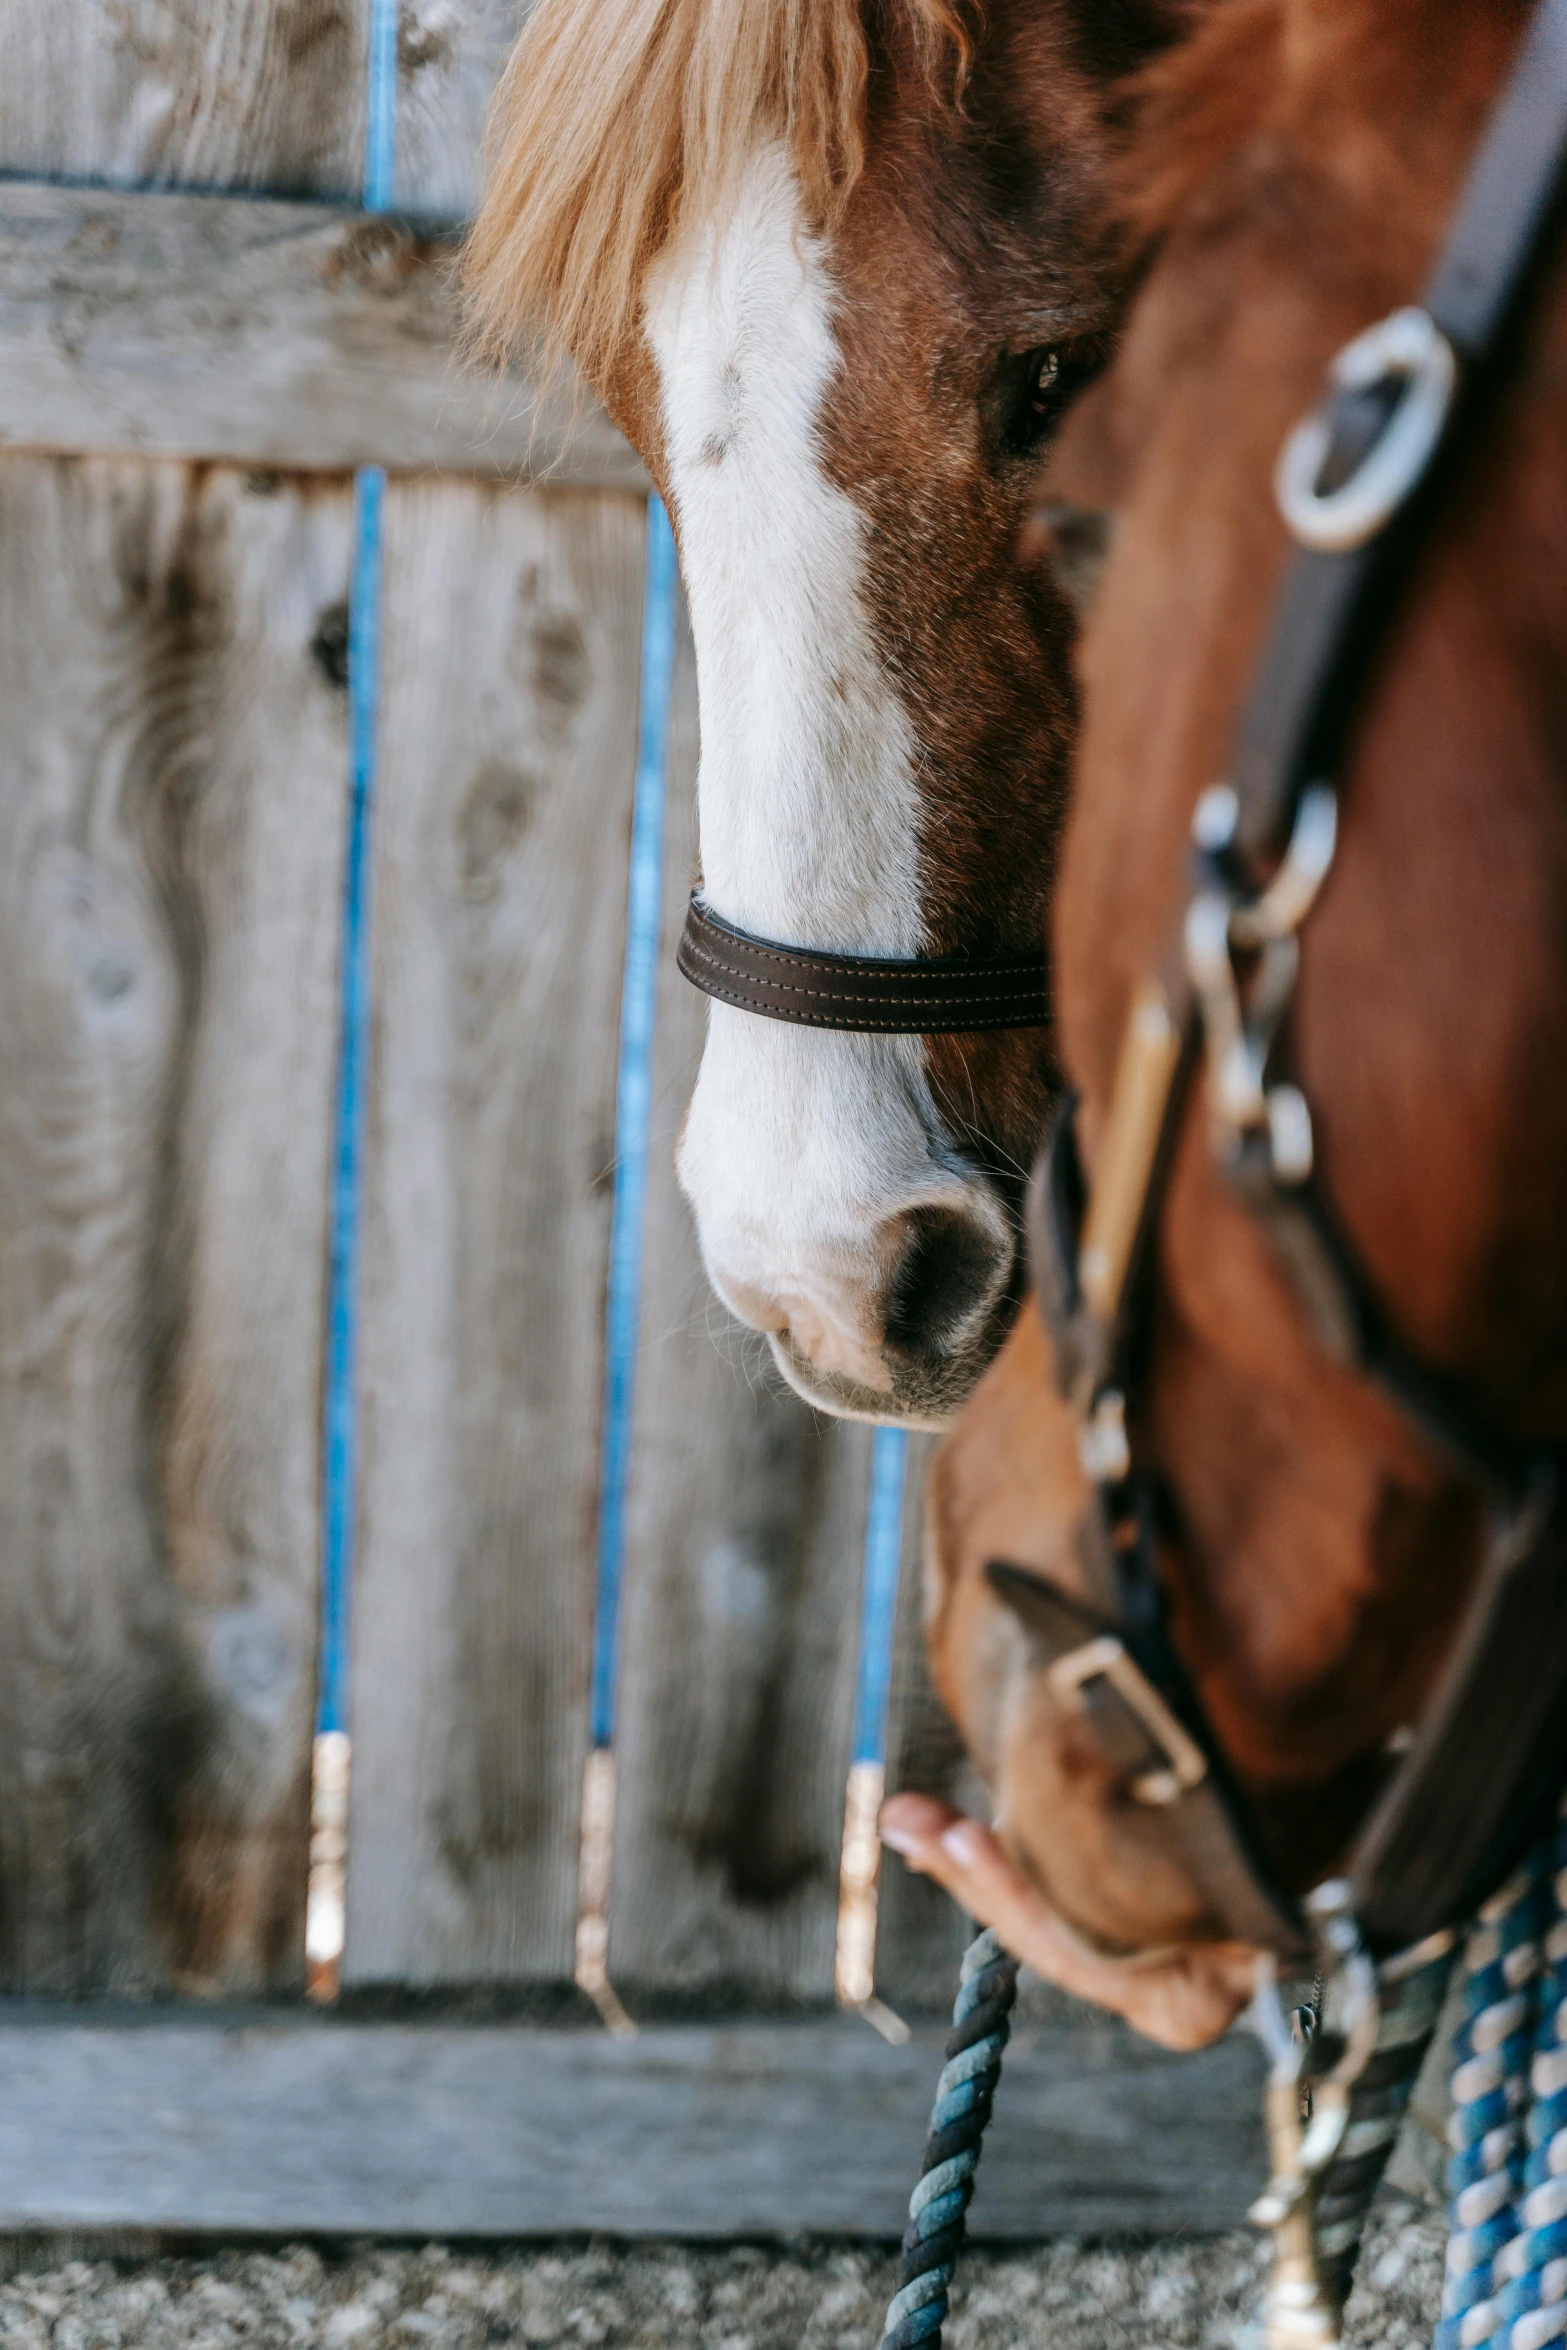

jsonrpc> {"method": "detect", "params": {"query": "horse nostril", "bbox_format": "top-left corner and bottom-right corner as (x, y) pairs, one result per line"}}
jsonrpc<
(881, 1204), (1008, 1360)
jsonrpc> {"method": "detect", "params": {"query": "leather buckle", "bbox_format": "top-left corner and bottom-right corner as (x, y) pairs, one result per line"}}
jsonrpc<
(1047, 1633), (1209, 1806)
(1275, 305), (1458, 553)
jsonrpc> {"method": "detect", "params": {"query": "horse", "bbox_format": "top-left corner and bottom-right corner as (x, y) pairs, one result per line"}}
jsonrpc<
(465, 0), (1173, 1427)
(882, 0), (1567, 2054)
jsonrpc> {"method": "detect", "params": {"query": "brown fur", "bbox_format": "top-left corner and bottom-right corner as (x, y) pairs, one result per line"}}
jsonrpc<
(928, 0), (1567, 1991)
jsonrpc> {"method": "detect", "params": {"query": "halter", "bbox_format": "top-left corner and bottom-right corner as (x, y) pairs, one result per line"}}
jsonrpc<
(1008, 1), (1567, 2338)
(676, 895), (1052, 1034)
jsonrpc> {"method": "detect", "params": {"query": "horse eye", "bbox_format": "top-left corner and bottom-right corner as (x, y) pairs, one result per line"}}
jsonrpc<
(1000, 343), (1100, 459)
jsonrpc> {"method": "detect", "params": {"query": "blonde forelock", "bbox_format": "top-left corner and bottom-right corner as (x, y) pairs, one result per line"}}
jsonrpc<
(464, 0), (973, 385)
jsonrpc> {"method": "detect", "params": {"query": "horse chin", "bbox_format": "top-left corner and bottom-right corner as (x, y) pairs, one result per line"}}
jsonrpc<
(766, 1325), (1007, 1431)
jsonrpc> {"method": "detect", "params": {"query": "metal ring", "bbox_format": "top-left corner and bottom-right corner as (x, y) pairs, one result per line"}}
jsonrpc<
(1228, 784), (1339, 948)
(1276, 306), (1459, 553)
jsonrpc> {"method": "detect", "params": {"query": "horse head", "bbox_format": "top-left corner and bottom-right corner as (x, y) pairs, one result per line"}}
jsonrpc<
(467, 0), (1171, 1427)
(892, 0), (1567, 2043)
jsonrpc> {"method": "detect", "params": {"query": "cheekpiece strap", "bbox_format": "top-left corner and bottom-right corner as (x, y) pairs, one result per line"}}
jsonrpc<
(985, 1560), (1309, 1956)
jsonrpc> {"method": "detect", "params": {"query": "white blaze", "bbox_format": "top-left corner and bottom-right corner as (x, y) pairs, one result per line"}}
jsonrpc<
(645, 144), (1005, 1415)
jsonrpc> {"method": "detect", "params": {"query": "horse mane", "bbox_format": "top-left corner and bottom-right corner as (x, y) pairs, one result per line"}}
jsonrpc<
(464, 0), (974, 382)
(1116, 0), (1523, 251)
(1113, 0), (1284, 245)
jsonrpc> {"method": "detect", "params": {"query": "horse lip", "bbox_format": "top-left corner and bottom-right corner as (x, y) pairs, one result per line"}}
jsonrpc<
(766, 1329), (989, 1432)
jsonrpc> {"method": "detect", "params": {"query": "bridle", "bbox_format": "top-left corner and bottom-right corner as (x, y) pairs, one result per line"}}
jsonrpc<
(1007, 3), (1567, 2337)
(676, 898), (1052, 1035)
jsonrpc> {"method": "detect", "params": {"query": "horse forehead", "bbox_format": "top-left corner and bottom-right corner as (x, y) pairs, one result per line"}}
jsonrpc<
(643, 146), (840, 456)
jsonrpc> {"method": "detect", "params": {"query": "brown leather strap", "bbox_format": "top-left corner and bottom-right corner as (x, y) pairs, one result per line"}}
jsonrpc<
(987, 1562), (1310, 1956)
(676, 895), (1051, 1035)
(1351, 1468), (1567, 1949)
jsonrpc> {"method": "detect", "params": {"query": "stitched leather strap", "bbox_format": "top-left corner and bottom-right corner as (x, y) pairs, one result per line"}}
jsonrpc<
(676, 895), (1052, 1035)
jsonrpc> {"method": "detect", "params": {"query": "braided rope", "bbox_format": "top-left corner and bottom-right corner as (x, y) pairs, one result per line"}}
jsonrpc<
(1312, 1933), (1457, 2314)
(878, 1927), (1020, 2350)
(1437, 1859), (1548, 2350)
(1487, 1807), (1567, 2350)
(1429, 1803), (1567, 2350)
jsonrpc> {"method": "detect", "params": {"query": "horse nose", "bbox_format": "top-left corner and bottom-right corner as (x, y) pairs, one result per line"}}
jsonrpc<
(878, 1201), (1013, 1364)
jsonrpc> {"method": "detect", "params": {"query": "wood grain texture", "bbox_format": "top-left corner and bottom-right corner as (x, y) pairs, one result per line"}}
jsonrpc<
(605, 594), (875, 2009)
(0, 2008), (1268, 2237)
(343, 480), (645, 1989)
(872, 1432), (993, 2015)
(395, 0), (528, 216)
(0, 455), (351, 1995)
(0, 183), (643, 485)
(0, 0), (365, 197)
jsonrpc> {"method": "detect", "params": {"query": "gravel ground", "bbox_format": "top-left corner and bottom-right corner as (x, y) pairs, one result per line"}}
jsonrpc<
(0, 2201), (1444, 2350)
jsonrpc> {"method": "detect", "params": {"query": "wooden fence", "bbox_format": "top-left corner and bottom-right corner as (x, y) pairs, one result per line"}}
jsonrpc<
(0, 0), (1266, 2238)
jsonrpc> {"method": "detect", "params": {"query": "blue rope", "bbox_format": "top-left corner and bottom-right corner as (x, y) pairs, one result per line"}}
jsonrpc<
(316, 0), (399, 1741)
(317, 466), (384, 1736)
(1439, 1801), (1567, 2350)
(851, 1427), (909, 1768)
(1485, 1807), (1567, 2350)
(879, 1927), (1019, 2349)
(363, 0), (398, 211)
(589, 496), (678, 1753)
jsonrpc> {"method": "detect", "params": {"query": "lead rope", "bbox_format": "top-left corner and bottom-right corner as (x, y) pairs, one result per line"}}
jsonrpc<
(1502, 1806), (1567, 2347)
(1439, 1799), (1567, 2350)
(881, 1812), (1567, 2350)
(1438, 1859), (1549, 2349)
(1250, 1888), (1457, 2350)
(877, 1928), (1020, 2350)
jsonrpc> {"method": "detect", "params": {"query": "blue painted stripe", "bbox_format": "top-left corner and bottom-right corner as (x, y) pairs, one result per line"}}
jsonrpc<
(852, 1427), (909, 1766)
(316, 3), (399, 1740)
(318, 464), (386, 1737)
(590, 497), (679, 1752)
(363, 0), (399, 212)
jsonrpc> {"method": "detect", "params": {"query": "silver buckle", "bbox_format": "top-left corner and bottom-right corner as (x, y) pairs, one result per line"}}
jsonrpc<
(1047, 1634), (1208, 1806)
(1275, 306), (1458, 554)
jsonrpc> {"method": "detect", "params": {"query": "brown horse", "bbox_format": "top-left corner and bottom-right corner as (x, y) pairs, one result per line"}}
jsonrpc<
(467, 0), (1170, 1427)
(883, 0), (1567, 2046)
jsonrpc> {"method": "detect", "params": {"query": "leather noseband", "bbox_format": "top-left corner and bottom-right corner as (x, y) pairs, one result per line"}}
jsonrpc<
(676, 894), (1051, 1035)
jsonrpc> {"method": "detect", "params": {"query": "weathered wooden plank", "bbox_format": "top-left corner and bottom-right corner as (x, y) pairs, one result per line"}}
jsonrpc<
(0, 2010), (1268, 2237)
(343, 481), (645, 1989)
(0, 0), (365, 196)
(396, 0), (528, 217)
(0, 0), (529, 214)
(0, 455), (351, 1994)
(872, 1433), (995, 2015)
(0, 183), (642, 484)
(606, 593), (875, 2007)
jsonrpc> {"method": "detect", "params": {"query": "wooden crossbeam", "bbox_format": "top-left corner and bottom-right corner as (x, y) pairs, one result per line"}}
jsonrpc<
(0, 181), (645, 484)
(0, 2009), (1266, 2239)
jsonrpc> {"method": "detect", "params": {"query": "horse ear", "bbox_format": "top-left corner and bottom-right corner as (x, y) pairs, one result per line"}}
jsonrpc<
(985, 1559), (1103, 1655)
